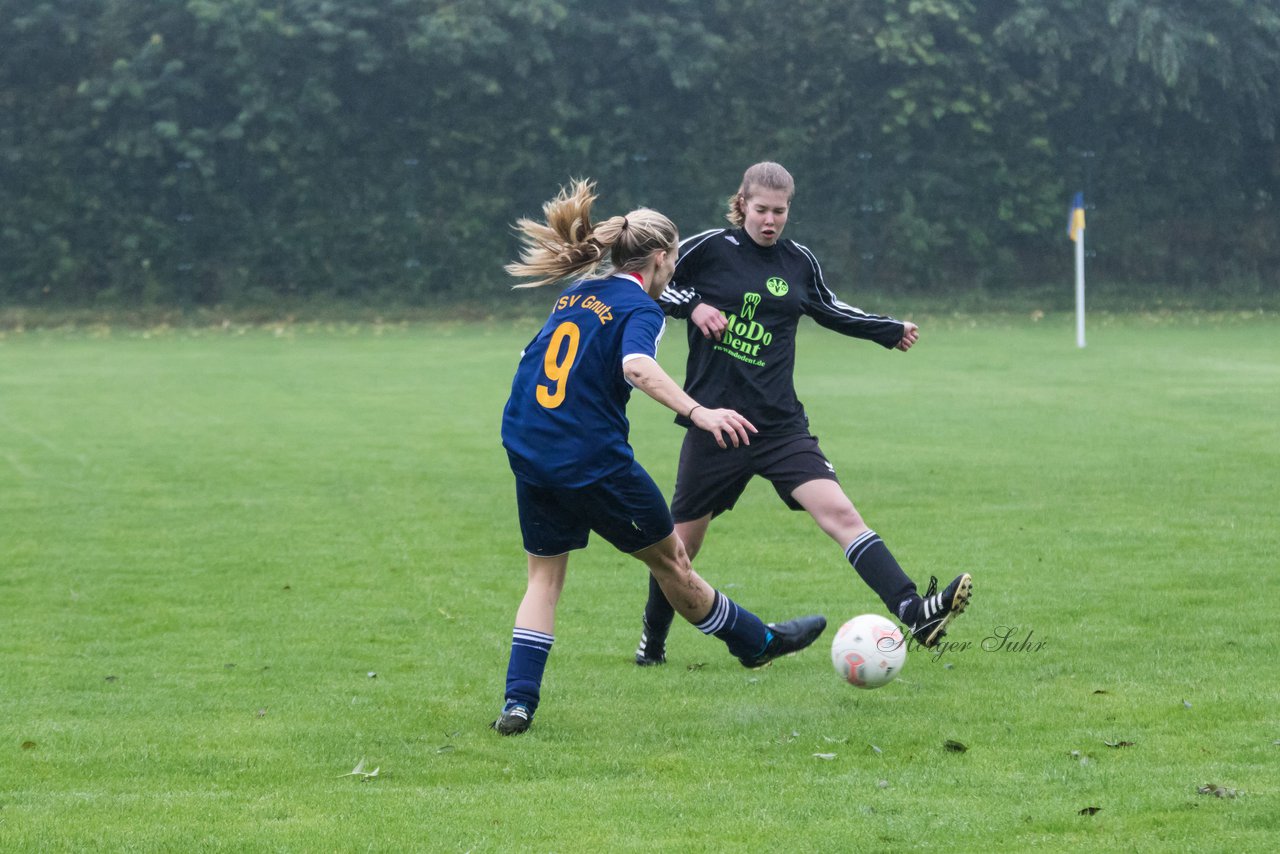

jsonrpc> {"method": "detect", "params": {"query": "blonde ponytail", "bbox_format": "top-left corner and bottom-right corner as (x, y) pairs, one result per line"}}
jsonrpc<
(508, 180), (677, 288)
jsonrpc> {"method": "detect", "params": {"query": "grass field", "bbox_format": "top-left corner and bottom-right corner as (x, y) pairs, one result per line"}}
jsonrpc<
(2, 310), (1278, 852)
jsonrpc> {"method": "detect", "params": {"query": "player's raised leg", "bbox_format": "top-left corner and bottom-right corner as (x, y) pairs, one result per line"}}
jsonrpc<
(633, 533), (826, 668)
(792, 479), (973, 647)
(635, 515), (711, 665)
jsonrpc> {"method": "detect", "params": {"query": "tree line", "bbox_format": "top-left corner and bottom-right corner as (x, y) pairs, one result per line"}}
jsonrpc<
(2, 0), (1277, 306)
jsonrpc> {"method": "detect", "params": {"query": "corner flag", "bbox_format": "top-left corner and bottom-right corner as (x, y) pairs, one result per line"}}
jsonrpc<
(1068, 191), (1086, 242)
(1068, 191), (1086, 347)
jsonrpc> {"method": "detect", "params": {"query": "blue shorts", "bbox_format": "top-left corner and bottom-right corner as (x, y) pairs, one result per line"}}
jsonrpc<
(514, 461), (675, 556)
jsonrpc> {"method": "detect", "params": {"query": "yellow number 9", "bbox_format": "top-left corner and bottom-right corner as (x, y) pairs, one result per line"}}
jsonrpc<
(536, 321), (580, 409)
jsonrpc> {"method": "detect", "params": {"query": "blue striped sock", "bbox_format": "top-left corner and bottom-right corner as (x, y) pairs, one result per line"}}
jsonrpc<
(504, 627), (554, 713)
(694, 591), (770, 661)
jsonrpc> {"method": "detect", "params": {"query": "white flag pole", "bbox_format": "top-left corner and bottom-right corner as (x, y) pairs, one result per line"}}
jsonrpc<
(1075, 226), (1086, 348)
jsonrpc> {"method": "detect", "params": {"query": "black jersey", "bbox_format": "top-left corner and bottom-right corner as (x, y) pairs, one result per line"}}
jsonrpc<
(659, 227), (905, 434)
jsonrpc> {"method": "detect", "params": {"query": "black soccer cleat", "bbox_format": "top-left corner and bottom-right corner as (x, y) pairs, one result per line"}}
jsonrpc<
(905, 573), (973, 648)
(740, 614), (828, 668)
(490, 702), (533, 736)
(634, 617), (668, 666)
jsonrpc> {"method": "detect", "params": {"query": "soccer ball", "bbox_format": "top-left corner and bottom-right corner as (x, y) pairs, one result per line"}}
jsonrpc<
(831, 614), (906, 689)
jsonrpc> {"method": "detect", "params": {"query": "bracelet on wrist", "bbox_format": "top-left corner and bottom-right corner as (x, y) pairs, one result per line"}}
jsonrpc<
(687, 404), (703, 419)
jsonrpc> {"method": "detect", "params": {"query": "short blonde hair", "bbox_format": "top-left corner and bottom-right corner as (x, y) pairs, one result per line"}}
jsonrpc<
(726, 161), (796, 227)
(506, 179), (678, 288)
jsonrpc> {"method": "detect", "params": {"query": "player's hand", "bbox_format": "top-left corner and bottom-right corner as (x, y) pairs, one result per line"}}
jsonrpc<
(896, 322), (919, 352)
(691, 406), (756, 448)
(691, 303), (726, 342)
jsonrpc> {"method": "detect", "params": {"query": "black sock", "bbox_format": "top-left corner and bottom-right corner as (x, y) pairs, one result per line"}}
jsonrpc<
(845, 530), (918, 618)
(642, 573), (676, 648)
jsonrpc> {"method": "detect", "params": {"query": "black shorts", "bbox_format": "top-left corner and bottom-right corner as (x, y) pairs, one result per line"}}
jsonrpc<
(514, 460), (675, 556)
(670, 428), (840, 522)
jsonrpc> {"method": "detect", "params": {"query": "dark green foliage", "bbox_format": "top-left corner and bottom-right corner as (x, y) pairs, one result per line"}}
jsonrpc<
(1, 0), (1277, 305)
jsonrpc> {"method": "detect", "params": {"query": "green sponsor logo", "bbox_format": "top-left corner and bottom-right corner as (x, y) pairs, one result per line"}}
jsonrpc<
(766, 277), (789, 297)
(717, 293), (773, 365)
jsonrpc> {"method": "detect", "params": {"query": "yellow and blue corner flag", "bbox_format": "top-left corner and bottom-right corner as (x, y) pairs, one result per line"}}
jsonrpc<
(1068, 191), (1086, 242)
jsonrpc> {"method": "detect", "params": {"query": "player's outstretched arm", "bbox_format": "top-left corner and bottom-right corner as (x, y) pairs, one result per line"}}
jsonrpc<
(622, 355), (756, 448)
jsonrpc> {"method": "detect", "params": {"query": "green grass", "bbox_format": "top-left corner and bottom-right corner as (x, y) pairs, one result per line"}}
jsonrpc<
(2, 311), (1277, 852)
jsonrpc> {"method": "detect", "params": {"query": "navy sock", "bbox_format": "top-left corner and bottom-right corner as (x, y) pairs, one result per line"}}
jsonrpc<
(643, 574), (676, 644)
(693, 590), (771, 661)
(503, 627), (554, 713)
(845, 530), (918, 618)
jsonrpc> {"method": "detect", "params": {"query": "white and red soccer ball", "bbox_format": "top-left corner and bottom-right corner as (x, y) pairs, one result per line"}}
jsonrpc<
(830, 614), (906, 688)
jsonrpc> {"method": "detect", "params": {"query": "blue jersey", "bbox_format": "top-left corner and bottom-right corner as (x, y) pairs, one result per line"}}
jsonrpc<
(502, 274), (666, 488)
